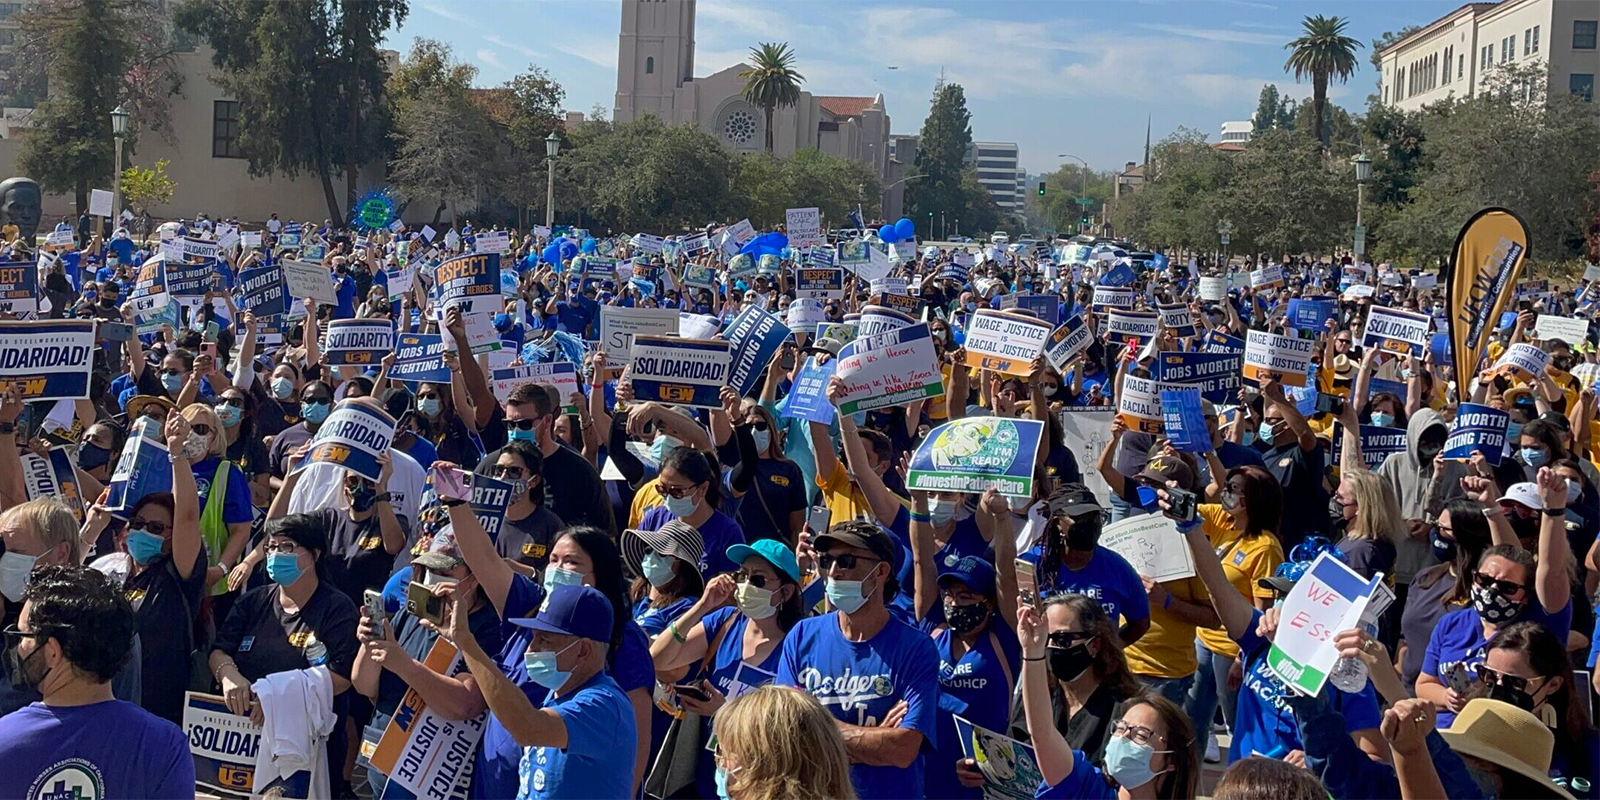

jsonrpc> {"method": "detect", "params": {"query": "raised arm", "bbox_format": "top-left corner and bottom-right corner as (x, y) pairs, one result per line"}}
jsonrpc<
(1531, 467), (1573, 614)
(1259, 375), (1317, 452)
(164, 417), (202, 581)
(829, 378), (903, 522)
(1171, 496), (1255, 639)
(1018, 601), (1078, 787)
(445, 494), (516, 618)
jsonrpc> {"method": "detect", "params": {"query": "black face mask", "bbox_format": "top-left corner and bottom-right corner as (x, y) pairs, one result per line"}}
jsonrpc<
(1430, 530), (1457, 563)
(1064, 517), (1102, 551)
(348, 484), (378, 512)
(77, 442), (111, 471)
(6, 641), (47, 691)
(1483, 680), (1537, 713)
(943, 600), (990, 635)
(1048, 643), (1094, 682)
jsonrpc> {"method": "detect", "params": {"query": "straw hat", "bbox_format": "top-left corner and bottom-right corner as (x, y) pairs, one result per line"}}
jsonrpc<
(1439, 699), (1574, 800)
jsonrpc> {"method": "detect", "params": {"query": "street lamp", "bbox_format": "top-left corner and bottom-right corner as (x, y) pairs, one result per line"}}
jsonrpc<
(1057, 154), (1090, 234)
(544, 131), (561, 229)
(1217, 219), (1234, 267)
(110, 105), (129, 235)
(1352, 151), (1372, 258)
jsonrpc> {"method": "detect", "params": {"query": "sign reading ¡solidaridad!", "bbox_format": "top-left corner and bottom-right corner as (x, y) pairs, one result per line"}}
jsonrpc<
(907, 417), (1045, 499)
(302, 400), (396, 482)
(627, 336), (730, 408)
(0, 320), (96, 401)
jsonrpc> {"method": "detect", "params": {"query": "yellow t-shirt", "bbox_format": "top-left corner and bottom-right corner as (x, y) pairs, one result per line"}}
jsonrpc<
(927, 362), (953, 421)
(627, 477), (665, 530)
(1124, 575), (1209, 679)
(818, 463), (876, 525)
(1193, 504), (1285, 658)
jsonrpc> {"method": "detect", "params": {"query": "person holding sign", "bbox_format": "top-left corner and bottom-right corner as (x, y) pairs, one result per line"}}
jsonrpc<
(1254, 376), (1329, 552)
(1018, 484), (1150, 646)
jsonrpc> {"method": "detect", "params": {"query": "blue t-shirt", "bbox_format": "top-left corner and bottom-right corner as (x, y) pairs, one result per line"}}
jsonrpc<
(1422, 599), (1574, 728)
(397, 434), (439, 472)
(554, 300), (593, 336)
(516, 671), (637, 800)
(1036, 750), (1117, 799)
(777, 612), (941, 800)
(0, 699), (194, 799)
(108, 237), (136, 264)
(1231, 608), (1381, 761)
(334, 273), (356, 319)
(192, 455), (254, 525)
(693, 606), (784, 798)
(1021, 545), (1150, 623)
(639, 505), (744, 578)
(927, 622), (1021, 799)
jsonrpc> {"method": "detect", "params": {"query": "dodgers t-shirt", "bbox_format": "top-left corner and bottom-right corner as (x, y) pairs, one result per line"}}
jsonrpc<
(777, 612), (941, 800)
(1231, 608), (1381, 761)
(1020, 544), (1150, 624)
(517, 671), (637, 800)
(0, 700), (193, 800)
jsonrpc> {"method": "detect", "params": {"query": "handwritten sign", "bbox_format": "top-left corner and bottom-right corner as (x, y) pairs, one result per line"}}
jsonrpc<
(1100, 514), (1196, 582)
(1265, 552), (1381, 696)
(835, 323), (944, 415)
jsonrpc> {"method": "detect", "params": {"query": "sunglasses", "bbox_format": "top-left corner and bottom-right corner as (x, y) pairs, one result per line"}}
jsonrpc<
(218, 397), (245, 408)
(1478, 664), (1544, 694)
(732, 571), (770, 588)
(0, 625), (49, 649)
(1472, 572), (1526, 596)
(129, 518), (170, 537)
(189, 423), (212, 437)
(161, 369), (183, 377)
(1047, 630), (1093, 649)
(506, 417), (540, 431)
(816, 553), (879, 572)
(491, 465), (526, 480)
(417, 392), (439, 401)
(745, 419), (769, 432)
(657, 482), (699, 499)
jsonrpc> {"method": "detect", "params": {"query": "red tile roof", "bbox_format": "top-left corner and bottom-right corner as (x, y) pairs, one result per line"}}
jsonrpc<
(1211, 142), (1247, 152)
(818, 96), (875, 118)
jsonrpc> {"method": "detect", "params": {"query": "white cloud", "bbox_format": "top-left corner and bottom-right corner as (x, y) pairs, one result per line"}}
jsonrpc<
(476, 48), (507, 72)
(552, 33), (618, 71)
(418, 1), (467, 23)
(483, 34), (540, 60)
(1140, 23), (1287, 46)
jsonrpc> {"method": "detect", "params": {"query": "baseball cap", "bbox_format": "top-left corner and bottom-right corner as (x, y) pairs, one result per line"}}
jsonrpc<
(1135, 453), (1198, 493)
(814, 520), (898, 565)
(806, 336), (845, 358)
(622, 520), (704, 576)
(412, 526), (464, 572)
(510, 584), (614, 642)
(1500, 482), (1543, 511)
(726, 539), (800, 582)
(1200, 399), (1219, 419)
(1045, 483), (1103, 519)
(938, 556), (996, 596)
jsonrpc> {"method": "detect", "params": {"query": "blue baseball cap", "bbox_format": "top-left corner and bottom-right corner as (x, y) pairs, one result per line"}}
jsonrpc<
(937, 556), (996, 596)
(511, 584), (613, 642)
(726, 539), (800, 583)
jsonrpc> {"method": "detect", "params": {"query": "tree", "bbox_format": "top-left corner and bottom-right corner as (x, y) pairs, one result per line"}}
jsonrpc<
(120, 159), (177, 214)
(729, 149), (880, 227)
(385, 40), (494, 226)
(13, 0), (141, 211)
(175, 0), (407, 224)
(739, 42), (804, 154)
(1026, 163), (1113, 234)
(1104, 128), (1235, 249)
(489, 67), (567, 226)
(1284, 15), (1361, 147)
(1370, 25), (1423, 71)
(907, 83), (994, 233)
(1221, 128), (1354, 255)
(1252, 84), (1295, 133)
(556, 115), (737, 232)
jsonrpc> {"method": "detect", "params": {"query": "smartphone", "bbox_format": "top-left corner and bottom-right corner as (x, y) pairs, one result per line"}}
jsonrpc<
(1313, 393), (1345, 416)
(1447, 662), (1473, 696)
(98, 321), (134, 342)
(362, 589), (387, 641)
(406, 581), (445, 625)
(1165, 487), (1198, 523)
(431, 465), (471, 502)
(673, 682), (711, 703)
(1015, 559), (1042, 610)
(201, 341), (219, 374)
(806, 505), (832, 535)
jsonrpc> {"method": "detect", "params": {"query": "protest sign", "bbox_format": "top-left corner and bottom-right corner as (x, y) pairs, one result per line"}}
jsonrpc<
(240, 230), (262, 249)
(106, 419), (172, 515)
(1152, 351), (1242, 403)
(953, 716), (1045, 800)
(41, 230), (72, 250)
(281, 259), (336, 307)
(1443, 402), (1509, 465)
(835, 323), (944, 415)
(797, 268), (844, 300)
(1445, 209), (1529, 396)
(1493, 342), (1550, 381)
(368, 639), (484, 800)
(1100, 514), (1197, 582)
(870, 277), (908, 298)
(680, 232), (710, 255)
(21, 446), (83, 521)
(786, 207), (823, 248)
(1059, 408), (1116, 499)
(678, 313), (721, 340)
(238, 263), (288, 317)
(782, 355), (838, 425)
(88, 188), (113, 217)
(682, 262), (718, 290)
(1331, 423), (1409, 470)
(963, 310), (1052, 376)
(722, 218), (757, 245)
(787, 298), (824, 332)
(1243, 329), (1314, 387)
(1413, 273), (1438, 290)
(0, 320), (94, 401)
(1157, 303), (1197, 338)
(167, 256), (222, 303)
(1098, 263), (1136, 287)
(1118, 375), (1163, 434)
(129, 255), (170, 315)
(1042, 315), (1092, 373)
(837, 239), (871, 267)
(323, 319), (394, 366)
(628, 336), (730, 408)
(1361, 306), (1432, 357)
(385, 264), (414, 302)
(184, 692), (316, 799)
(1266, 552), (1381, 696)
(857, 305), (916, 338)
(1584, 264), (1600, 283)
(999, 294), (1060, 326)
(391, 333), (452, 384)
(631, 233), (665, 253)
(600, 306), (679, 367)
(177, 235), (219, 262)
(1250, 264), (1285, 290)
(303, 400), (395, 482)
(1090, 286), (1136, 313)
(474, 230), (510, 254)
(907, 417), (1045, 498)
(469, 474), (512, 540)
(1203, 330), (1246, 355)
(1534, 314), (1589, 344)
(806, 246), (836, 268)
(869, 292), (921, 316)
(726, 305), (791, 396)
(1106, 309), (1160, 347)
(1288, 298), (1336, 333)
(490, 362), (582, 410)
(1160, 388), (1211, 453)
(434, 252), (501, 314)
(1199, 276), (1227, 302)
(0, 261), (37, 317)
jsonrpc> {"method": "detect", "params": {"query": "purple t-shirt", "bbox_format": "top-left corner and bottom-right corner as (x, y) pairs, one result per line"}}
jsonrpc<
(0, 699), (194, 799)
(638, 505), (745, 578)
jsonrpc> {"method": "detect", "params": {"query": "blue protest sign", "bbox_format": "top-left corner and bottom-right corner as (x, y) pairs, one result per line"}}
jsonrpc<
(907, 417), (1046, 498)
(1160, 388), (1211, 452)
(1331, 423), (1409, 470)
(1430, 333), (1452, 367)
(725, 305), (791, 396)
(628, 336), (730, 408)
(1368, 377), (1407, 399)
(1013, 294), (1061, 326)
(1443, 402), (1509, 465)
(238, 263), (288, 317)
(433, 252), (502, 313)
(782, 355), (837, 425)
(1099, 264), (1136, 288)
(1286, 365), (1319, 416)
(107, 422), (173, 517)
(1288, 298), (1336, 332)
(0, 320), (96, 401)
(167, 256), (222, 299)
(470, 473), (513, 540)
(0, 261), (38, 317)
(1153, 352), (1243, 403)
(391, 333), (452, 385)
(304, 400), (397, 482)
(1202, 330), (1246, 355)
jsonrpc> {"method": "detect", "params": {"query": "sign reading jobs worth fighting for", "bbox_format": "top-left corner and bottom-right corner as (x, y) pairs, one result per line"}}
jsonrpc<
(302, 400), (396, 483)
(907, 417), (1045, 499)
(1242, 329), (1314, 388)
(628, 336), (730, 409)
(964, 310), (1052, 376)
(1443, 402), (1510, 466)
(322, 319), (394, 366)
(835, 323), (944, 415)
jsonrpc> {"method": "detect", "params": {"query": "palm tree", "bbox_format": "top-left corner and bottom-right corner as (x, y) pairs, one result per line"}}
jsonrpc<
(1284, 15), (1361, 148)
(739, 42), (804, 154)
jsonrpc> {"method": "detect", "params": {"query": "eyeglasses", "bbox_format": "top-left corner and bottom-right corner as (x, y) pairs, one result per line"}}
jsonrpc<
(506, 417), (541, 431)
(189, 423), (212, 437)
(732, 571), (769, 588)
(657, 482), (699, 499)
(1472, 572), (1525, 596)
(218, 397), (245, 408)
(129, 518), (170, 537)
(491, 465), (526, 480)
(264, 540), (302, 556)
(1111, 720), (1165, 747)
(0, 625), (48, 649)
(817, 553), (879, 572)
(1478, 664), (1545, 694)
(744, 419), (769, 432)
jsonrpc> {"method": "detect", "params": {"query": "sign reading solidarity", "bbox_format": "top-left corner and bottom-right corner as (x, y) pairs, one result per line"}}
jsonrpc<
(184, 692), (314, 798)
(323, 319), (394, 366)
(1242, 329), (1314, 387)
(303, 400), (396, 482)
(1091, 286), (1136, 312)
(1361, 306), (1432, 357)
(907, 417), (1045, 498)
(857, 305), (916, 339)
(963, 309), (1052, 376)
(835, 323), (944, 415)
(1443, 402), (1510, 465)
(628, 336), (730, 408)
(1157, 303), (1197, 338)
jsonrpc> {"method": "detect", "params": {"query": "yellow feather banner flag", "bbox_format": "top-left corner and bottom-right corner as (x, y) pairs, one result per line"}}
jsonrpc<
(1444, 208), (1530, 387)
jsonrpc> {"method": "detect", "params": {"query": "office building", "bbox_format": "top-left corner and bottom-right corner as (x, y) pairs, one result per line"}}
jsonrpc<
(1220, 120), (1254, 143)
(970, 141), (1022, 216)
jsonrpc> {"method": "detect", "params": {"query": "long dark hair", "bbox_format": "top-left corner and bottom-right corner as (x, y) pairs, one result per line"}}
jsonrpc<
(1114, 694), (1198, 800)
(628, 554), (705, 607)
(555, 526), (628, 665)
(1045, 593), (1141, 698)
(1478, 622), (1593, 779)
(1227, 465), (1282, 536)
(1442, 497), (1493, 603)
(663, 447), (722, 508)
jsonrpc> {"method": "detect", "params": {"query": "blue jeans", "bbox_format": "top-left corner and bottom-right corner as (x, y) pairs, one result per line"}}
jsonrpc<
(1138, 674), (1194, 707)
(1183, 640), (1238, 741)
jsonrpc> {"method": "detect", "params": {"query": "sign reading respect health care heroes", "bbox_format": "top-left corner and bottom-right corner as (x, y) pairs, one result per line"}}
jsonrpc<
(907, 417), (1045, 499)
(322, 319), (394, 366)
(1443, 402), (1509, 465)
(835, 323), (944, 415)
(434, 252), (502, 315)
(303, 400), (396, 483)
(1242, 329), (1314, 387)
(1361, 306), (1432, 357)
(628, 336), (730, 408)
(964, 309), (1052, 376)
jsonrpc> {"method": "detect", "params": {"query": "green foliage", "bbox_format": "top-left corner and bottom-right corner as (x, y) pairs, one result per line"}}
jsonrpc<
(1284, 15), (1361, 145)
(906, 83), (1000, 235)
(1252, 84), (1296, 133)
(121, 159), (177, 213)
(739, 42), (804, 154)
(730, 149), (880, 227)
(1111, 127), (1235, 250)
(556, 115), (736, 231)
(1370, 26), (1423, 71)
(1221, 129), (1355, 255)
(1025, 164), (1114, 235)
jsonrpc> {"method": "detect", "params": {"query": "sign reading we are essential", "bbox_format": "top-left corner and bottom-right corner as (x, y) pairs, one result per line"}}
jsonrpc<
(628, 336), (730, 408)
(1266, 552), (1383, 696)
(835, 323), (944, 415)
(1242, 329), (1314, 387)
(907, 417), (1044, 499)
(1362, 305), (1432, 357)
(963, 309), (1052, 376)
(303, 400), (396, 482)
(323, 319), (394, 366)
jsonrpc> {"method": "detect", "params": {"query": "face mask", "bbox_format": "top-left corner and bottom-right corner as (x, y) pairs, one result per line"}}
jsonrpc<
(1418, 442), (1444, 462)
(418, 397), (442, 418)
(750, 429), (771, 453)
(927, 498), (959, 526)
(524, 640), (579, 690)
(0, 550), (39, 602)
(1257, 423), (1276, 445)
(271, 377), (295, 400)
(826, 576), (871, 615)
(1565, 479), (1581, 505)
(160, 372), (184, 393)
(964, 302), (976, 312)
(216, 404), (242, 428)
(1220, 490), (1240, 511)
(125, 529), (165, 565)
(1104, 734), (1166, 790)
(1520, 448), (1548, 468)
(1048, 642), (1095, 682)
(77, 442), (111, 471)
(507, 425), (538, 445)
(1430, 530), (1457, 563)
(301, 401), (330, 424)
(181, 431), (209, 461)
(650, 434), (682, 464)
(1240, 430), (1256, 447)
(1470, 583), (1524, 624)
(348, 483), (377, 512)
(266, 552), (304, 586)
(1399, 368), (1412, 380)
(714, 765), (741, 800)
(664, 491), (699, 518)
(641, 552), (676, 588)
(1042, 383), (1059, 397)
(1483, 680), (1538, 713)
(1506, 422), (1524, 440)
(1065, 518), (1101, 551)
(543, 565), (584, 597)
(1371, 412), (1395, 428)
(5, 640), (47, 691)
(943, 600), (990, 634)
(735, 582), (778, 620)
(1135, 485), (1159, 510)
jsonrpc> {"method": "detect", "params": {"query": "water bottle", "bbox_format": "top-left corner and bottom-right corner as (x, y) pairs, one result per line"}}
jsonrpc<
(304, 638), (329, 668)
(1328, 621), (1375, 693)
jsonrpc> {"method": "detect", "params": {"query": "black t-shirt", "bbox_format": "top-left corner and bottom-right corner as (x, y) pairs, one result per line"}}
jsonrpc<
(476, 444), (615, 534)
(213, 581), (361, 682)
(249, 381), (300, 440)
(125, 547), (209, 724)
(735, 458), (807, 545)
(268, 422), (317, 478)
(1010, 681), (1130, 767)
(497, 505), (564, 572)
(420, 414), (482, 471)
(1258, 440), (1328, 551)
(315, 507), (408, 606)
(227, 432), (272, 481)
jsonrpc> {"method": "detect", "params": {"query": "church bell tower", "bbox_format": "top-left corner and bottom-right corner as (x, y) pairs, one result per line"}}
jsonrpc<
(613, 0), (696, 124)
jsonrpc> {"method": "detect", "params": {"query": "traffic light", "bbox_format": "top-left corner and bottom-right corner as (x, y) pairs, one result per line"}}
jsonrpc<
(1080, 214), (1090, 226)
(1037, 184), (1046, 196)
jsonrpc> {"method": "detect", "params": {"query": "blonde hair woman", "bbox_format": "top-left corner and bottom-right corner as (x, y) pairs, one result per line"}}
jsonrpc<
(1333, 469), (1402, 581)
(711, 685), (857, 800)
(179, 403), (253, 596)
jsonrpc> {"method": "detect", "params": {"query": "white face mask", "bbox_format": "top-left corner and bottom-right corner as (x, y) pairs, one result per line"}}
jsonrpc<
(181, 431), (210, 461)
(0, 550), (39, 602)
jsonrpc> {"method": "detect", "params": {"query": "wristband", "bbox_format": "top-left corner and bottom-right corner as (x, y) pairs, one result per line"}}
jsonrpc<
(1022, 655), (1045, 662)
(909, 511), (933, 523)
(1541, 507), (1566, 516)
(668, 622), (687, 644)
(1482, 506), (1505, 518)
(1175, 518), (1202, 533)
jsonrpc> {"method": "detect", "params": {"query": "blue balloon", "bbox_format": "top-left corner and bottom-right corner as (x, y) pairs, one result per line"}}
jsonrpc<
(541, 243), (562, 265)
(557, 239), (578, 260)
(580, 238), (597, 254)
(894, 218), (916, 241)
(780, 247), (795, 261)
(878, 224), (899, 243)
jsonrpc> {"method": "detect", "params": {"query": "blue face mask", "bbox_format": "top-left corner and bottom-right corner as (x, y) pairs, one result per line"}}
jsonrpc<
(1136, 484), (1160, 510)
(641, 552), (677, 587)
(301, 401), (330, 424)
(1257, 423), (1276, 445)
(524, 640), (578, 690)
(825, 577), (871, 614)
(714, 765), (739, 800)
(1103, 734), (1166, 789)
(1565, 479), (1581, 505)
(266, 552), (303, 585)
(665, 492), (699, 518)
(1521, 447), (1549, 467)
(418, 397), (442, 418)
(507, 426), (538, 446)
(160, 372), (184, 394)
(124, 529), (165, 565)
(1241, 430), (1256, 447)
(1370, 412), (1395, 428)
(649, 434), (681, 464)
(1506, 421), (1524, 441)
(542, 565), (584, 599)
(216, 404), (242, 428)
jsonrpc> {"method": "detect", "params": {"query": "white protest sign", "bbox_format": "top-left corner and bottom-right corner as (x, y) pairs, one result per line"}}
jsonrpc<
(475, 230), (510, 254)
(281, 259), (337, 307)
(1060, 408), (1115, 498)
(490, 362), (582, 407)
(1534, 314), (1589, 344)
(1199, 277), (1227, 301)
(1265, 552), (1379, 696)
(1043, 316), (1093, 373)
(834, 323), (944, 415)
(89, 189), (113, 217)
(1243, 329), (1315, 388)
(1091, 286), (1136, 311)
(1106, 309), (1160, 346)
(301, 400), (396, 482)
(962, 309), (1052, 376)
(787, 298), (825, 332)
(600, 306), (679, 367)
(678, 312), (722, 340)
(1118, 374), (1163, 434)
(241, 230), (262, 249)
(44, 229), (74, 249)
(785, 207), (823, 248)
(631, 233), (665, 253)
(321, 319), (394, 366)
(1494, 342), (1551, 381)
(1585, 264), (1600, 283)
(1250, 265), (1284, 290)
(1342, 284), (1375, 299)
(1412, 273), (1438, 290)
(628, 336), (730, 408)
(367, 640), (483, 800)
(1100, 514), (1196, 582)
(1361, 306), (1432, 357)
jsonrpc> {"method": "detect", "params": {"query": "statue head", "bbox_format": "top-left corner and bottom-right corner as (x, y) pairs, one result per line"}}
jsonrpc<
(0, 177), (41, 240)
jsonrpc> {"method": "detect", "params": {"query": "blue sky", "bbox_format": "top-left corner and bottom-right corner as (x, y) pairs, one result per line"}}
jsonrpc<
(389, 0), (1461, 174)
